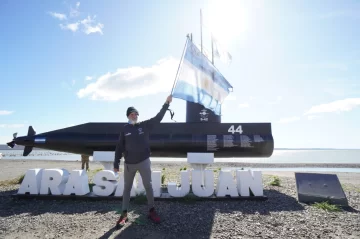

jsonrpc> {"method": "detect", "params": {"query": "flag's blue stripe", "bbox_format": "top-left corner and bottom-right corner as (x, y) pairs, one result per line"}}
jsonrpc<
(172, 80), (222, 115)
(184, 41), (233, 92)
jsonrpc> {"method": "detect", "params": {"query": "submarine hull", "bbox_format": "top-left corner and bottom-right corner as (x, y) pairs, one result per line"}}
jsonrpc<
(12, 122), (274, 158)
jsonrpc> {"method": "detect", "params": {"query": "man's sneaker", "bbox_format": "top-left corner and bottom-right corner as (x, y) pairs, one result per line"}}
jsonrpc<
(116, 214), (128, 229)
(148, 208), (161, 224)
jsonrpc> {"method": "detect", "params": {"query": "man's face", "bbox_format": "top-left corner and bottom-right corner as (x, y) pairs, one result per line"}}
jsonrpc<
(128, 112), (138, 123)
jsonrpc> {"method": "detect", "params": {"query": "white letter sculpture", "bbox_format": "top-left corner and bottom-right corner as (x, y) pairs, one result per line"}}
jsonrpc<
(168, 170), (190, 197)
(236, 169), (263, 196)
(92, 170), (118, 196)
(40, 169), (69, 195)
(18, 168), (44, 195)
(114, 172), (137, 197)
(63, 170), (90, 196)
(135, 171), (162, 197)
(216, 170), (238, 197)
(191, 169), (214, 197)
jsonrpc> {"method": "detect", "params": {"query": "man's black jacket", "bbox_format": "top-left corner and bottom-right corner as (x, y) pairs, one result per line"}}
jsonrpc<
(113, 102), (170, 169)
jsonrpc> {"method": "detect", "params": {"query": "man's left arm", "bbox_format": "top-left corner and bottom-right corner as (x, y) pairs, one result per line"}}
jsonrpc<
(143, 95), (172, 131)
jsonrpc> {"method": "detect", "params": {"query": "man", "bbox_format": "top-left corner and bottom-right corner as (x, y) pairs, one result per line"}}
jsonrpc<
(114, 95), (172, 228)
(81, 154), (89, 171)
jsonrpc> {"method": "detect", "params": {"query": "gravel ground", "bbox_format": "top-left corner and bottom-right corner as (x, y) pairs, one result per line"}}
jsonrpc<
(0, 160), (359, 238)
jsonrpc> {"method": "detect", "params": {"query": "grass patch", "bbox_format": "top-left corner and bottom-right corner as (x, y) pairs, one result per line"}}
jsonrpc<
(341, 183), (360, 193)
(88, 183), (95, 192)
(0, 174), (25, 186)
(312, 201), (342, 212)
(269, 176), (281, 186)
(92, 168), (103, 174)
(161, 174), (166, 185)
(133, 192), (147, 205)
(179, 193), (198, 204)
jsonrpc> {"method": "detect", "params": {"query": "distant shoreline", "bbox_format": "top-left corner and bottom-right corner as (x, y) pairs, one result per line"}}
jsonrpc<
(1, 145), (360, 151)
(1, 159), (360, 169)
(1, 159), (360, 182)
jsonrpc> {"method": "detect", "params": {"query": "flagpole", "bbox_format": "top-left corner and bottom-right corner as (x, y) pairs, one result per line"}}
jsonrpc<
(170, 36), (189, 95)
(200, 9), (203, 53)
(211, 34), (214, 65)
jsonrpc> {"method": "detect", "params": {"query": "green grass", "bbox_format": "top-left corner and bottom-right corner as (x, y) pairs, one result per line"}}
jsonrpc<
(88, 183), (95, 192)
(312, 201), (342, 212)
(161, 174), (166, 185)
(269, 176), (281, 186)
(341, 183), (360, 193)
(92, 168), (103, 173)
(179, 193), (198, 204)
(133, 192), (147, 205)
(0, 173), (25, 186)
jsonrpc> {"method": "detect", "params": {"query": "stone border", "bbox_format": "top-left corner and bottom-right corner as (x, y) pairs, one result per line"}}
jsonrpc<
(11, 192), (268, 201)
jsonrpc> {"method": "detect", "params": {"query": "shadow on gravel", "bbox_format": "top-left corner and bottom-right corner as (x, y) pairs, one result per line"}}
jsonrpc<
(0, 189), (304, 218)
(95, 189), (306, 239)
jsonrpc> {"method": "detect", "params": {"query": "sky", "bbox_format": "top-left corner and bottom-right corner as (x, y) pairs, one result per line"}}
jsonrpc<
(0, 0), (359, 149)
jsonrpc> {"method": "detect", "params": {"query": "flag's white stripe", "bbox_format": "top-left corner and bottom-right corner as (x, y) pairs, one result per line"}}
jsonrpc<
(176, 58), (230, 103)
(172, 80), (222, 115)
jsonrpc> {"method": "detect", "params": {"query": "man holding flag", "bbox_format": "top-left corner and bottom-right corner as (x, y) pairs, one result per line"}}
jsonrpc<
(114, 95), (172, 228)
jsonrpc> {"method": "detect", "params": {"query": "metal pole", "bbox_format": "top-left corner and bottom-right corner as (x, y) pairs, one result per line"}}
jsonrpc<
(170, 36), (189, 95)
(200, 9), (203, 53)
(211, 34), (214, 65)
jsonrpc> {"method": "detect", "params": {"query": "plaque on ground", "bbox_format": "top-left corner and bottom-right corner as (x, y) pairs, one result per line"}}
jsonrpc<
(295, 172), (348, 206)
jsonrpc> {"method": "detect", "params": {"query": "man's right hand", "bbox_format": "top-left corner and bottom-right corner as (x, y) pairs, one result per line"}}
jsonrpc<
(114, 168), (119, 172)
(166, 95), (172, 104)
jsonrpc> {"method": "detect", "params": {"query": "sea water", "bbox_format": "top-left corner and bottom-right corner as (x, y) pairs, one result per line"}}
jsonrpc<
(1, 149), (359, 164)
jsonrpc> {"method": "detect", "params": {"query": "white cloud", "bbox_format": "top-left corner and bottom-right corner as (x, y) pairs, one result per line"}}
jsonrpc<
(0, 124), (24, 128)
(77, 57), (179, 101)
(0, 110), (13, 115)
(70, 2), (81, 18)
(48, 12), (67, 20)
(60, 22), (80, 32)
(80, 15), (104, 35)
(238, 103), (249, 108)
(278, 116), (300, 124)
(49, 2), (104, 35)
(305, 98), (360, 115)
(85, 76), (93, 81)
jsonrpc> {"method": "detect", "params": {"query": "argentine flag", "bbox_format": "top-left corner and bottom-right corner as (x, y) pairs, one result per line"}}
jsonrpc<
(172, 37), (233, 115)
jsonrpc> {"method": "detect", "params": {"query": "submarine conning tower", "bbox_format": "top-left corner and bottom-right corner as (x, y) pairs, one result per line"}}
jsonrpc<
(186, 101), (221, 123)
